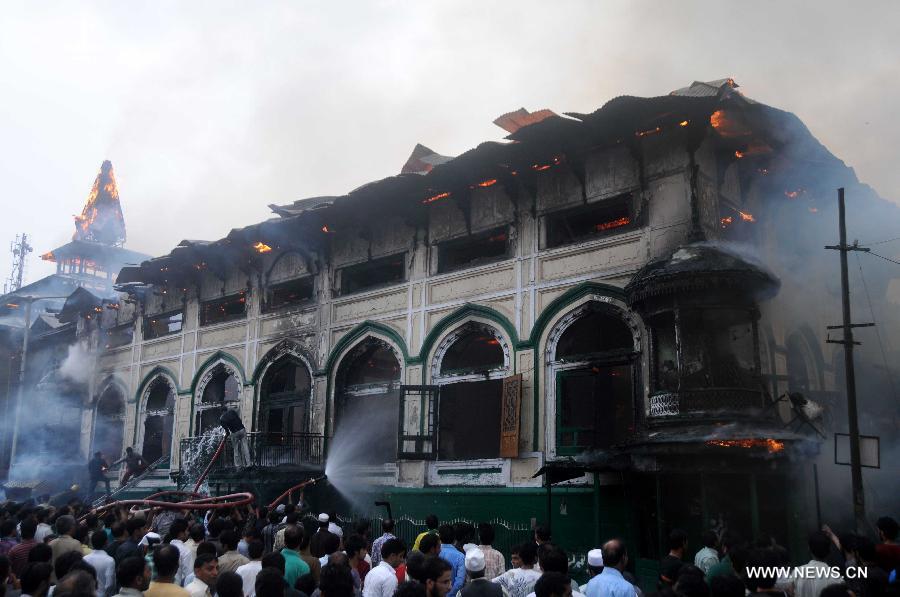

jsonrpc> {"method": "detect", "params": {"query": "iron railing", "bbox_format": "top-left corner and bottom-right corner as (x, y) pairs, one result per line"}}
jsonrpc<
(178, 432), (325, 475)
(648, 387), (765, 418)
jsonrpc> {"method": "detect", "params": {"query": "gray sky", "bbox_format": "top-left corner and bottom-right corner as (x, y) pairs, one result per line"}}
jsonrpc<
(2, 0), (899, 286)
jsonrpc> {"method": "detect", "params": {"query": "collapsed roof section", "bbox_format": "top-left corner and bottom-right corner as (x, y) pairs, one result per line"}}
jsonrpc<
(116, 78), (856, 290)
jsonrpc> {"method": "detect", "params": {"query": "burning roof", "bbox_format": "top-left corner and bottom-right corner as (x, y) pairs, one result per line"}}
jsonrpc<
(73, 160), (126, 246)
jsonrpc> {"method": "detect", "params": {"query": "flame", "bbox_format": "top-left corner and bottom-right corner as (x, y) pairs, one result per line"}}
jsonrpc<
(720, 216), (734, 228)
(738, 210), (755, 222)
(473, 179), (497, 188)
(422, 191), (451, 204)
(784, 189), (804, 199)
(41, 251), (55, 262)
(73, 160), (125, 244)
(734, 150), (744, 159)
(532, 155), (564, 172)
(596, 217), (631, 231)
(253, 242), (273, 254)
(321, 225), (331, 233)
(679, 120), (689, 127)
(709, 110), (752, 138)
(705, 438), (785, 453)
(6, 303), (19, 309)
(635, 126), (662, 138)
(809, 207), (819, 213)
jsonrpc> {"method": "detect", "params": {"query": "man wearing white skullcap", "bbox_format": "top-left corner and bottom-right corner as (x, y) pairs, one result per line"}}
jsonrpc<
(580, 549), (604, 593)
(461, 549), (507, 597)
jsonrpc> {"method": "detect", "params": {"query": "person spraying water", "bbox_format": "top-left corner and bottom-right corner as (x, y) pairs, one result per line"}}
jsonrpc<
(219, 408), (252, 470)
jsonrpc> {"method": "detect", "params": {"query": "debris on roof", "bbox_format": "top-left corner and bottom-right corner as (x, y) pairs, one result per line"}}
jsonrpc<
(493, 107), (559, 134)
(401, 144), (453, 175)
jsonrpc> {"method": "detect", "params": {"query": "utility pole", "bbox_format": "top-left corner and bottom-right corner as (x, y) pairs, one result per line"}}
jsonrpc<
(825, 187), (870, 534)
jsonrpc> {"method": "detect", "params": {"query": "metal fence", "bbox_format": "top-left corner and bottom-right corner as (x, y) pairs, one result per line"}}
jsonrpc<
(179, 432), (325, 475)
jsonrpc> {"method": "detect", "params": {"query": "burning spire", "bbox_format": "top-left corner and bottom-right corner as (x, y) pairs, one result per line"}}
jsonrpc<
(73, 160), (126, 246)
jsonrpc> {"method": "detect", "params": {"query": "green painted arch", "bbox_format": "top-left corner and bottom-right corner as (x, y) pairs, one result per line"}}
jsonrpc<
(525, 281), (630, 454)
(132, 366), (180, 446)
(189, 350), (249, 395)
(250, 340), (315, 385)
(417, 304), (521, 365)
(527, 281), (628, 348)
(323, 320), (411, 374)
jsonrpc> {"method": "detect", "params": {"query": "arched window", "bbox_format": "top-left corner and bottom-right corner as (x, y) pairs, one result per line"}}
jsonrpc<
(143, 378), (175, 464)
(260, 358), (312, 436)
(786, 333), (813, 393)
(92, 385), (126, 465)
(550, 303), (636, 455)
(195, 364), (241, 434)
(335, 338), (401, 464)
(433, 322), (510, 461)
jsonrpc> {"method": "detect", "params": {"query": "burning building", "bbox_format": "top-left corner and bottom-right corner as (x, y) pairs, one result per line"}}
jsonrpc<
(0, 161), (148, 485)
(5, 79), (899, 584)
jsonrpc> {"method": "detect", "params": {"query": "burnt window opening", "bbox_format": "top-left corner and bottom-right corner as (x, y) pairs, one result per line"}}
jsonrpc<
(200, 293), (247, 326)
(196, 364), (241, 435)
(439, 325), (505, 376)
(679, 308), (758, 389)
(92, 386), (126, 466)
(143, 311), (183, 340)
(335, 339), (401, 464)
(651, 313), (678, 392)
(435, 324), (508, 460)
(265, 277), (314, 312)
(553, 307), (636, 455)
(143, 378), (175, 465)
(437, 227), (510, 273)
(105, 323), (134, 350)
(261, 359), (312, 439)
(555, 308), (634, 361)
(544, 194), (635, 249)
(338, 253), (406, 296)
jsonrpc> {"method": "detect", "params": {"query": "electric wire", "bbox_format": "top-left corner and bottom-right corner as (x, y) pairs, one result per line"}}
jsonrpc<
(854, 252), (899, 404)
(867, 251), (900, 266)
(867, 236), (900, 246)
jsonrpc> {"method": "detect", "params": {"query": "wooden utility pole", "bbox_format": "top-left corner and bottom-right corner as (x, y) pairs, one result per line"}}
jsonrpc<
(825, 187), (870, 533)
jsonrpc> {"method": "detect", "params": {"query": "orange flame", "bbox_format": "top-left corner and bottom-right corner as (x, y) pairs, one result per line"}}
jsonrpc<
(710, 110), (752, 138)
(739, 210), (755, 222)
(784, 189), (804, 199)
(253, 242), (272, 254)
(73, 160), (125, 244)
(679, 120), (689, 127)
(635, 126), (662, 138)
(474, 179), (497, 188)
(720, 216), (734, 228)
(705, 438), (785, 453)
(734, 150), (744, 159)
(596, 217), (631, 231)
(321, 225), (332, 233)
(422, 191), (451, 204)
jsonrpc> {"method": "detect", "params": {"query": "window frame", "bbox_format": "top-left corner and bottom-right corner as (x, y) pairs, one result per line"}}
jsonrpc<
(142, 310), (184, 340)
(263, 276), (315, 313)
(542, 193), (636, 250)
(336, 253), (407, 297)
(435, 226), (511, 274)
(199, 292), (247, 327)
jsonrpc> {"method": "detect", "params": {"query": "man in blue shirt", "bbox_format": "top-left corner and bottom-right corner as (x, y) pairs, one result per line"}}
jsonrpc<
(439, 524), (466, 597)
(585, 540), (637, 597)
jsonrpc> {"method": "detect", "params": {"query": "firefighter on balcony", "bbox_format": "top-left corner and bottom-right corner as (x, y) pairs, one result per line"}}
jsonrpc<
(220, 408), (252, 469)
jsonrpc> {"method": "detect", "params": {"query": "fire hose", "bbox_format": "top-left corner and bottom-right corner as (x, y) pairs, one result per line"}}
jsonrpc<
(85, 491), (256, 520)
(193, 436), (228, 494)
(267, 475), (327, 509)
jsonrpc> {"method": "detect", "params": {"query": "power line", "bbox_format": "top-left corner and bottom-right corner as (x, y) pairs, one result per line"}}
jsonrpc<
(868, 251), (900, 266)
(868, 236), (900, 246)
(854, 252), (899, 404)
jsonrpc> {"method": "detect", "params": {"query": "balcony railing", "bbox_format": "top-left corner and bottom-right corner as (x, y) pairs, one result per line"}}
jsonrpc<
(648, 388), (765, 419)
(179, 432), (325, 475)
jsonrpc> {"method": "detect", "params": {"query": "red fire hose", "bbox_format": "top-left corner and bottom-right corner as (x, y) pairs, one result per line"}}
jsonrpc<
(193, 436), (228, 494)
(267, 475), (327, 509)
(87, 491), (255, 519)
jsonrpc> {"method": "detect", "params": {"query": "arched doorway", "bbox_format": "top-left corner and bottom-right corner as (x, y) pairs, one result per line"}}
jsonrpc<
(335, 338), (401, 464)
(142, 378), (175, 465)
(260, 357), (312, 436)
(549, 303), (637, 455)
(195, 364), (241, 435)
(432, 322), (509, 460)
(91, 385), (126, 464)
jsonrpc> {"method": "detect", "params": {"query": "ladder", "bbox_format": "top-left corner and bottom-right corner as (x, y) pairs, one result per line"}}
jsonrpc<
(91, 456), (167, 508)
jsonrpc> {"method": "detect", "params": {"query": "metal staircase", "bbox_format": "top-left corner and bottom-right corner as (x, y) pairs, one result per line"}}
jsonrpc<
(90, 456), (168, 508)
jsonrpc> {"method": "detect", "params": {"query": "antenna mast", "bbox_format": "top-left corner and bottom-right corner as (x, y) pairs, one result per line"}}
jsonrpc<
(4, 234), (33, 294)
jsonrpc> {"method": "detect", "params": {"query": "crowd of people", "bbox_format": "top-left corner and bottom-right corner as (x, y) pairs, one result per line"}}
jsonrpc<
(0, 498), (896, 597)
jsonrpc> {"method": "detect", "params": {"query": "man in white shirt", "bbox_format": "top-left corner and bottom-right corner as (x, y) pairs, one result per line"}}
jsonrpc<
(185, 553), (219, 597)
(792, 532), (841, 597)
(84, 532), (116, 597)
(166, 519), (194, 586)
(35, 510), (53, 544)
(363, 538), (406, 597)
(236, 540), (265, 597)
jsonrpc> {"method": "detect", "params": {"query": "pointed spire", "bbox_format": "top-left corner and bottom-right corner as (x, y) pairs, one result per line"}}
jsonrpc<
(73, 160), (126, 246)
